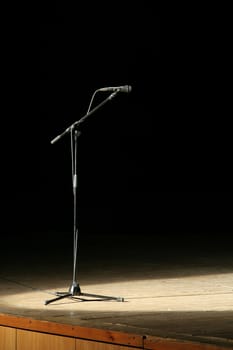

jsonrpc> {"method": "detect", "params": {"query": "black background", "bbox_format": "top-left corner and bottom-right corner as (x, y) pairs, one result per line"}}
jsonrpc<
(1, 6), (232, 247)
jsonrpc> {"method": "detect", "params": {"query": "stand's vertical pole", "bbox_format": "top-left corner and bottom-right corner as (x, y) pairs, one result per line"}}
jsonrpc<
(69, 128), (81, 295)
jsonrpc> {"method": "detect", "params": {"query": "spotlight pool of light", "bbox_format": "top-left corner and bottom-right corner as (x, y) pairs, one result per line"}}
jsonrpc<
(1, 271), (232, 313)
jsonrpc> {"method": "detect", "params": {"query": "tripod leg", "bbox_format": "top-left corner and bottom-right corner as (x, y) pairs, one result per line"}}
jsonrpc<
(44, 293), (72, 305)
(80, 292), (124, 302)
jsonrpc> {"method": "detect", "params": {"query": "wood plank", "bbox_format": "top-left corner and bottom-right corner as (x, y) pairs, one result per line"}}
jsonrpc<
(17, 329), (75, 350)
(0, 326), (16, 350)
(144, 336), (231, 350)
(76, 338), (139, 349)
(0, 313), (143, 348)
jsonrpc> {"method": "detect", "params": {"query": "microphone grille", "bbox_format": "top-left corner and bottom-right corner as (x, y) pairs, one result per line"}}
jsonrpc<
(127, 85), (132, 93)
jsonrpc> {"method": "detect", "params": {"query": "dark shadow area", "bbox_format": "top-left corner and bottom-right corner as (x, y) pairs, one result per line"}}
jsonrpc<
(1, 191), (232, 236)
(1, 9), (232, 243)
(1, 232), (233, 284)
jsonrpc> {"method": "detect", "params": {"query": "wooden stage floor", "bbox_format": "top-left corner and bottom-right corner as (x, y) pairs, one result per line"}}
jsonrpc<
(0, 232), (233, 349)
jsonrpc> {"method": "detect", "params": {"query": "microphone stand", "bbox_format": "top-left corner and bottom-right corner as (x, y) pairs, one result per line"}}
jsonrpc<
(45, 91), (124, 305)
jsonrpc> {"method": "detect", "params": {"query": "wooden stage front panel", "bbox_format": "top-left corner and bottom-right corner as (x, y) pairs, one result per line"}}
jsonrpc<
(0, 313), (231, 350)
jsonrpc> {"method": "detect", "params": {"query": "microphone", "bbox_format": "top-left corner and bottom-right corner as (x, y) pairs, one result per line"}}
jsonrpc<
(98, 85), (132, 93)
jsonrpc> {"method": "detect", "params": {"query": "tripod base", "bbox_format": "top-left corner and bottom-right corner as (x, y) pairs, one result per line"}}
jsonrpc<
(44, 282), (124, 305)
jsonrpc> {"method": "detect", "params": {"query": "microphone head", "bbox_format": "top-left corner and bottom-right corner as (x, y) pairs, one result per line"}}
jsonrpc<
(124, 85), (132, 93)
(98, 85), (132, 93)
(114, 85), (132, 93)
